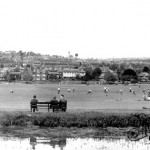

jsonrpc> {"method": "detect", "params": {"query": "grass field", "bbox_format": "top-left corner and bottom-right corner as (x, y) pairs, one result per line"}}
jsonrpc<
(0, 82), (150, 112)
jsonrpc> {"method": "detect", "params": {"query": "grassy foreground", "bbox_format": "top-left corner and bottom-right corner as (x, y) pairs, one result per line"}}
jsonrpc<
(0, 111), (149, 137)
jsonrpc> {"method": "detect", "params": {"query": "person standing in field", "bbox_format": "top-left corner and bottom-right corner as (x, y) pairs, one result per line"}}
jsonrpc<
(143, 94), (147, 101)
(10, 89), (14, 93)
(58, 88), (60, 94)
(68, 88), (70, 93)
(87, 89), (92, 94)
(73, 88), (75, 92)
(104, 87), (107, 93)
(129, 87), (132, 92)
(148, 89), (150, 97)
(120, 89), (123, 95)
(30, 95), (38, 112)
(132, 90), (136, 95)
(104, 87), (109, 96)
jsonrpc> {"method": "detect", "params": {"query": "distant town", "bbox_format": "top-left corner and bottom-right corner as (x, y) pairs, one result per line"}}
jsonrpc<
(0, 50), (150, 83)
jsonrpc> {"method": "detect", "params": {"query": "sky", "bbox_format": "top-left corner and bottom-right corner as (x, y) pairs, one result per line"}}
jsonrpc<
(0, 0), (150, 59)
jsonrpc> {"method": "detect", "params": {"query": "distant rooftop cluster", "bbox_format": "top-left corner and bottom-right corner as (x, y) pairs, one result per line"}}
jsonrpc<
(0, 50), (149, 83)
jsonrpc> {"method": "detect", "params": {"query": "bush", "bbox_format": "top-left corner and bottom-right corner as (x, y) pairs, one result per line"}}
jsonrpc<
(0, 112), (149, 128)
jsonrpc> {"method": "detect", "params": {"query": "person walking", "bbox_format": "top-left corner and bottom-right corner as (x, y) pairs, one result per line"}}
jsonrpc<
(73, 88), (75, 92)
(132, 90), (136, 95)
(58, 88), (60, 94)
(120, 89), (123, 95)
(87, 89), (92, 94)
(143, 89), (146, 94)
(68, 89), (70, 93)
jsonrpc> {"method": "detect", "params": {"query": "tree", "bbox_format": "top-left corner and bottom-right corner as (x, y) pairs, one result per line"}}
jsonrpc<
(120, 63), (126, 72)
(143, 66), (150, 73)
(83, 67), (93, 81)
(121, 69), (138, 83)
(22, 68), (33, 82)
(110, 63), (118, 71)
(18, 50), (24, 61)
(104, 71), (118, 83)
(13, 66), (20, 72)
(91, 67), (102, 80)
(122, 69), (137, 76)
(4, 70), (10, 81)
(0, 63), (4, 68)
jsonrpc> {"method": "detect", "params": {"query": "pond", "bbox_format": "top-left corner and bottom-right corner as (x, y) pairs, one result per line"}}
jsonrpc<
(0, 136), (150, 150)
(0, 137), (150, 150)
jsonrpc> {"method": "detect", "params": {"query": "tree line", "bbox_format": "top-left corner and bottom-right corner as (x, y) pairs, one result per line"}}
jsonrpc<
(77, 65), (150, 83)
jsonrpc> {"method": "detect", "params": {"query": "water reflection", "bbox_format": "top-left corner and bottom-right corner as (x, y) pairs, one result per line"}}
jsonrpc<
(0, 136), (149, 150)
(30, 137), (66, 150)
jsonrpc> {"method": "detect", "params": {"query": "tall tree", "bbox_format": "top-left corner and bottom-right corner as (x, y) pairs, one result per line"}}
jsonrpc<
(22, 68), (33, 82)
(121, 69), (138, 83)
(143, 66), (150, 73)
(83, 67), (93, 81)
(92, 67), (102, 80)
(110, 63), (118, 71)
(4, 70), (10, 81)
(104, 71), (118, 83)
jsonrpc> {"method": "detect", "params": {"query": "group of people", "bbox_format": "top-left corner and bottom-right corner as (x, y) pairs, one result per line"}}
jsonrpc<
(51, 94), (67, 104)
(58, 88), (75, 94)
(102, 86), (142, 98)
(30, 94), (67, 112)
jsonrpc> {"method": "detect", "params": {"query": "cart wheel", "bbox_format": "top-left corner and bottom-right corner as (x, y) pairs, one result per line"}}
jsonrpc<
(127, 128), (140, 141)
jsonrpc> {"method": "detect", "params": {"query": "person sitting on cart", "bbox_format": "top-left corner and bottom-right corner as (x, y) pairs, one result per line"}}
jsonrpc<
(30, 95), (38, 112)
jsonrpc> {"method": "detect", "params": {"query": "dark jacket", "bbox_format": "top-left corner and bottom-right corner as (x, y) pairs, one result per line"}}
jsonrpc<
(30, 98), (38, 105)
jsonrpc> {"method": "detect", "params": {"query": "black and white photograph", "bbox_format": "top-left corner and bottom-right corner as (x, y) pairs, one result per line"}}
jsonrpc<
(0, 0), (150, 149)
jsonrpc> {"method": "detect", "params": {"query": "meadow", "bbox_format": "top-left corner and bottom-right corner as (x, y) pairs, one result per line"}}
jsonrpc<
(0, 82), (150, 112)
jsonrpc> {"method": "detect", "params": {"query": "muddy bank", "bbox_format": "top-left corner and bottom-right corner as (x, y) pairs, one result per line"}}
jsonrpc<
(0, 126), (127, 138)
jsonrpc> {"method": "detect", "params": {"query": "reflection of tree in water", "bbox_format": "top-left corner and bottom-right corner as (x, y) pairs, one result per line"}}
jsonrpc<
(30, 137), (66, 150)
(49, 138), (66, 150)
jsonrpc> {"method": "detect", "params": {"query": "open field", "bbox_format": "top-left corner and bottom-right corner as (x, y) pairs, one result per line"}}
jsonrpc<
(0, 82), (150, 112)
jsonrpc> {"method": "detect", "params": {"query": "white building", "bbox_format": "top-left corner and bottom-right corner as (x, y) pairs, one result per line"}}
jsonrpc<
(62, 69), (85, 78)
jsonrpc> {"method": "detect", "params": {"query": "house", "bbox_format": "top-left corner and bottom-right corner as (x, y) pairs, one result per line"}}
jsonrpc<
(33, 61), (41, 68)
(9, 72), (22, 81)
(32, 68), (46, 81)
(46, 70), (62, 79)
(0, 68), (9, 80)
(62, 69), (85, 78)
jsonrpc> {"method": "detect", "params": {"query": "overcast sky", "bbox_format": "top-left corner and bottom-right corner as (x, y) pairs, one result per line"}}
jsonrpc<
(0, 0), (150, 59)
